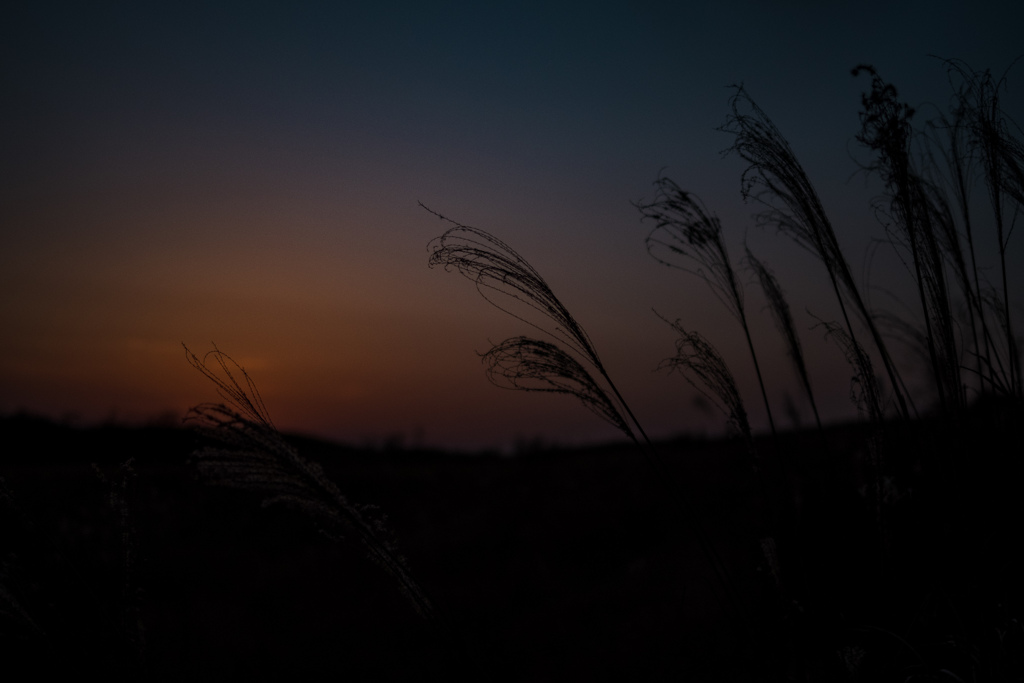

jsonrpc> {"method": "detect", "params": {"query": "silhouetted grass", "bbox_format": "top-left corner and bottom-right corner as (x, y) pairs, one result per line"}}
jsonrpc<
(746, 247), (822, 431)
(183, 345), (436, 622)
(2, 60), (1021, 682)
(423, 202), (756, 663)
(426, 59), (1023, 681)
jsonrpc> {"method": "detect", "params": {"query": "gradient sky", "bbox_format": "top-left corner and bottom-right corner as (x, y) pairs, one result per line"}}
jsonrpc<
(3, 1), (1023, 451)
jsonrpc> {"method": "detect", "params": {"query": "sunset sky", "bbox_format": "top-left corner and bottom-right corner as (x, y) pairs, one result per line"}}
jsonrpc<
(3, 1), (1023, 451)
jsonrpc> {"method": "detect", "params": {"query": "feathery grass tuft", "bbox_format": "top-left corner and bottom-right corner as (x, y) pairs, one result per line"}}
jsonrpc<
(947, 59), (1024, 397)
(636, 175), (778, 437)
(854, 65), (963, 413)
(656, 316), (753, 454)
(481, 336), (634, 440)
(424, 202), (647, 444)
(637, 176), (746, 321)
(425, 205), (757, 666)
(184, 344), (435, 620)
(421, 59), (1024, 681)
(723, 84), (912, 419)
(424, 203), (602, 364)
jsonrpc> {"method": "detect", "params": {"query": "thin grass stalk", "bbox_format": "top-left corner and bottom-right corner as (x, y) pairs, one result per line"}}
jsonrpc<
(854, 66), (964, 414)
(812, 316), (890, 566)
(635, 182), (807, 622)
(746, 247), (823, 431)
(647, 318), (765, 656)
(920, 177), (974, 405)
(425, 210), (761, 667)
(929, 119), (1015, 395)
(979, 286), (1017, 394)
(423, 204), (605, 366)
(975, 298), (1015, 395)
(424, 205), (646, 444)
(183, 345), (437, 622)
(722, 85), (912, 420)
(916, 181), (965, 409)
(657, 316), (755, 455)
(929, 109), (991, 396)
(958, 63), (1024, 396)
(634, 179), (814, 663)
(979, 77), (1017, 396)
(636, 176), (778, 438)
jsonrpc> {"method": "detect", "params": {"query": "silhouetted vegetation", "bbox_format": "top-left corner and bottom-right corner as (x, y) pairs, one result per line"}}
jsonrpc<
(183, 346), (436, 622)
(1, 60), (1022, 681)
(425, 59), (1024, 680)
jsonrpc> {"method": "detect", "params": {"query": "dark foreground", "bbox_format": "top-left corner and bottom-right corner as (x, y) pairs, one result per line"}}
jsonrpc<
(1, 406), (1022, 681)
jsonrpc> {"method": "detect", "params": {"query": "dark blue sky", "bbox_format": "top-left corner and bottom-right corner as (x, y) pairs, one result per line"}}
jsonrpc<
(2, 1), (1022, 449)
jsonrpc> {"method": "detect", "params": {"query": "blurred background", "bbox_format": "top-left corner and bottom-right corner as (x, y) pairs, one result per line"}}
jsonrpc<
(3, 0), (1022, 450)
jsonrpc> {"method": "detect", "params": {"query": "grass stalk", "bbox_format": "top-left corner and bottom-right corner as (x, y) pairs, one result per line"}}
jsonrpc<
(425, 206), (762, 667)
(722, 85), (914, 421)
(636, 177), (779, 439)
(745, 247), (822, 431)
(184, 344), (437, 622)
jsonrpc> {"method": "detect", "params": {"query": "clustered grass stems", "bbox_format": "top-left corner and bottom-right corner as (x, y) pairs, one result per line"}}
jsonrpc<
(635, 176), (778, 440)
(424, 204), (757, 664)
(926, 97), (992, 395)
(635, 176), (811, 620)
(423, 60), (1023, 680)
(948, 60), (1024, 398)
(847, 62), (1024, 411)
(423, 202), (643, 443)
(722, 85), (913, 421)
(183, 344), (435, 622)
(853, 65), (964, 415)
(925, 109), (1019, 399)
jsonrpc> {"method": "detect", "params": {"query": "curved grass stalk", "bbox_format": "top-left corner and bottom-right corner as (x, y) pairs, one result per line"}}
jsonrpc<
(481, 336), (635, 440)
(424, 204), (602, 365)
(636, 176), (778, 437)
(425, 208), (756, 661)
(947, 59), (1024, 397)
(746, 247), (823, 431)
(854, 66), (963, 414)
(722, 85), (912, 420)
(183, 344), (435, 621)
(813, 317), (887, 427)
(925, 112), (990, 397)
(656, 316), (753, 452)
(423, 203), (647, 444)
(810, 316), (890, 558)
(654, 314), (795, 645)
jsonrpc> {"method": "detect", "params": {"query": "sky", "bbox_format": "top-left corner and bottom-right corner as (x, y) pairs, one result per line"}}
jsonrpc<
(2, 1), (1023, 451)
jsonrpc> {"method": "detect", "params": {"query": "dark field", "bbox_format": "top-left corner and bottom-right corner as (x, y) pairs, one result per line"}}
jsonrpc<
(2, 408), (1022, 681)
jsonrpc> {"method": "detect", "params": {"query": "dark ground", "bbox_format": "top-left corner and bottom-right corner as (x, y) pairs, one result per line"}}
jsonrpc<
(1, 406), (1022, 681)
